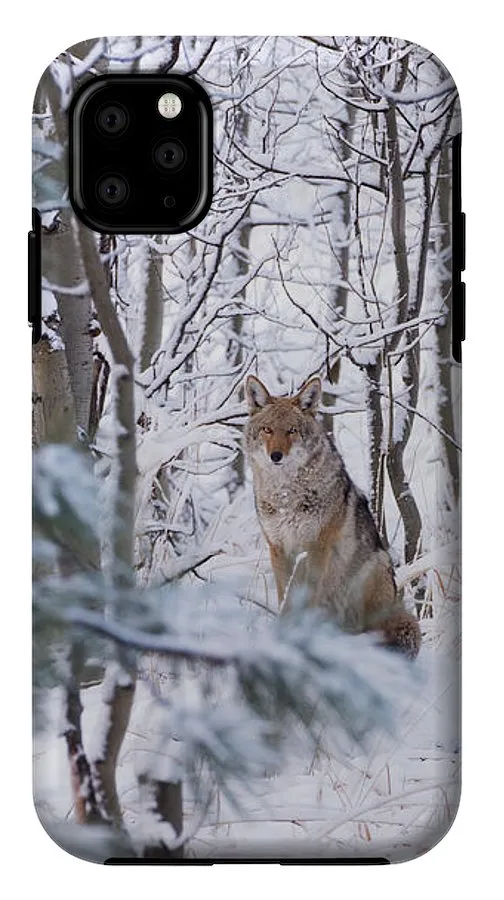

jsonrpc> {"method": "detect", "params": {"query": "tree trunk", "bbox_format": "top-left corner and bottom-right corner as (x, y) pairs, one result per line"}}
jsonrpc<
(140, 777), (184, 859)
(140, 238), (164, 373)
(383, 92), (423, 564)
(228, 48), (251, 493)
(323, 106), (353, 436)
(32, 340), (76, 448)
(41, 69), (97, 440)
(365, 360), (388, 546)
(436, 143), (460, 504)
(77, 222), (137, 827)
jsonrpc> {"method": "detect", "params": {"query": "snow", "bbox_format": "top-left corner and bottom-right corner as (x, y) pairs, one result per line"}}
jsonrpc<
(34, 539), (459, 862)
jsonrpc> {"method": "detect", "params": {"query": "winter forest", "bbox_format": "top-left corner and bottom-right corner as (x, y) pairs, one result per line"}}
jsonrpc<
(32, 36), (461, 862)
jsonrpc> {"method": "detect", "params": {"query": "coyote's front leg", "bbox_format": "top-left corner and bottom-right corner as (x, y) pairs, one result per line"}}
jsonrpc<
(269, 543), (331, 614)
(267, 542), (292, 611)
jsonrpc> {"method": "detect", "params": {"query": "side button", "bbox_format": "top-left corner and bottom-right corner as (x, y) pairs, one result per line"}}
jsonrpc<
(28, 209), (41, 344)
(452, 281), (465, 363)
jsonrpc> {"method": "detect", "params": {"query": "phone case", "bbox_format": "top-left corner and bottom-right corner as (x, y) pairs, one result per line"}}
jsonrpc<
(32, 36), (462, 863)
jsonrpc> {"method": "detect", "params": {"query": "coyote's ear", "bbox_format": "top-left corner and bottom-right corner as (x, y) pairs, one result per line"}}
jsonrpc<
(245, 375), (271, 414)
(296, 377), (322, 414)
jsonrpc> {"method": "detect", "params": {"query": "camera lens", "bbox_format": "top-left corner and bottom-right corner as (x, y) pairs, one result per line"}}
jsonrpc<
(153, 139), (186, 173)
(96, 103), (129, 136)
(96, 174), (129, 207)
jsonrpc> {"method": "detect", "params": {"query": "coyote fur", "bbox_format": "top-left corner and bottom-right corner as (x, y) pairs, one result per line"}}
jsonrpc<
(244, 375), (421, 658)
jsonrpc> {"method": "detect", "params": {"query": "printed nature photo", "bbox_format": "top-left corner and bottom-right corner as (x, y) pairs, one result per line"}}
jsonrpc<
(33, 36), (461, 862)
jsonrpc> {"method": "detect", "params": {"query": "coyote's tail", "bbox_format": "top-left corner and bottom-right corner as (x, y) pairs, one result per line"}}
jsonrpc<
(378, 610), (422, 659)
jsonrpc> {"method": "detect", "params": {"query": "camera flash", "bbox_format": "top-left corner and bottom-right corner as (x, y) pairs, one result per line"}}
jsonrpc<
(157, 92), (182, 120)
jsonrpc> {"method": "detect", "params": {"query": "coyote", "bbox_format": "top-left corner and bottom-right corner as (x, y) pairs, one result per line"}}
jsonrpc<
(244, 375), (421, 658)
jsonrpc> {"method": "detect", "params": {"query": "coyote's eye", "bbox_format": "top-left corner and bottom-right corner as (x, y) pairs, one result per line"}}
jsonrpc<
(287, 427), (298, 435)
(261, 426), (273, 435)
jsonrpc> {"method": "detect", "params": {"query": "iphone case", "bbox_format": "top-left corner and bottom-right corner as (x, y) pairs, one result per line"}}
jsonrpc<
(32, 36), (462, 863)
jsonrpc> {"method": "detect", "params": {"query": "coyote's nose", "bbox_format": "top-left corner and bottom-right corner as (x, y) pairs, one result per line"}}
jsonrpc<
(270, 451), (283, 463)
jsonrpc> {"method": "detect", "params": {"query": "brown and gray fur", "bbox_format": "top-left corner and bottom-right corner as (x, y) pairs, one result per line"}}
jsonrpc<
(244, 375), (421, 658)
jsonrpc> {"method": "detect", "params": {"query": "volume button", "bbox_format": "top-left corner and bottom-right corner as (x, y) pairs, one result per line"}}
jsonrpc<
(459, 212), (466, 273)
(458, 281), (465, 342)
(28, 231), (37, 322)
(28, 209), (41, 344)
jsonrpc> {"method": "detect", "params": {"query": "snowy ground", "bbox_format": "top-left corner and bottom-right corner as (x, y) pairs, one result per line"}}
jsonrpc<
(34, 531), (460, 863)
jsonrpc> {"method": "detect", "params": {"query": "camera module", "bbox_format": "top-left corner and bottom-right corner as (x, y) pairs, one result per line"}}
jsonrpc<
(71, 74), (213, 231)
